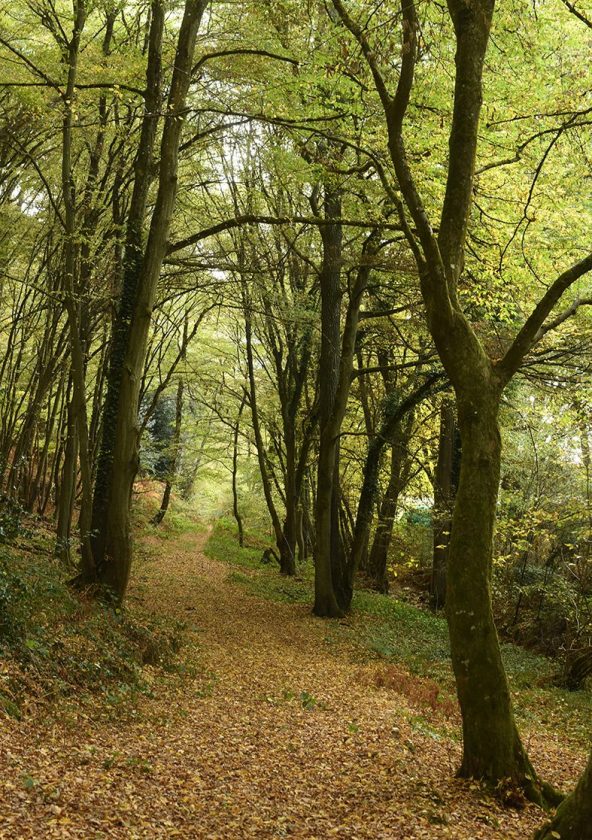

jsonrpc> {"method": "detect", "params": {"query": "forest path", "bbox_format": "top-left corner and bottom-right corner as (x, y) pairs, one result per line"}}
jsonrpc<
(0, 524), (569, 838)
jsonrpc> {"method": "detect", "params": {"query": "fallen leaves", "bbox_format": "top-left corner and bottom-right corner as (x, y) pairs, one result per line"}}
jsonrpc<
(0, 524), (587, 838)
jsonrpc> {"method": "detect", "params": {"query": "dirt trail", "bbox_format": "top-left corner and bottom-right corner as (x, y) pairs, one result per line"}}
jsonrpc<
(0, 527), (573, 838)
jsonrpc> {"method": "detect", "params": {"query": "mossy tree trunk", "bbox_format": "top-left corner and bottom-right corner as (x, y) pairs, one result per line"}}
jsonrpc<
(314, 195), (380, 616)
(447, 382), (524, 782)
(331, 0), (592, 797)
(430, 399), (460, 610)
(535, 750), (592, 839)
(314, 186), (345, 616)
(90, 0), (208, 601)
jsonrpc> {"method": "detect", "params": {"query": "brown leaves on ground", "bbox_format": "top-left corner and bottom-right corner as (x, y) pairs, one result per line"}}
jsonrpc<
(0, 526), (586, 838)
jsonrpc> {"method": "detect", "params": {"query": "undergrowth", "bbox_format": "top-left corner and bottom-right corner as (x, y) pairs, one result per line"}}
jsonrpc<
(0, 522), (184, 721)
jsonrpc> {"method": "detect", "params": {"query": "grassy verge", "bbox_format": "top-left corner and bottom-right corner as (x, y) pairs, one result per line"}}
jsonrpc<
(0, 519), (184, 722)
(205, 518), (592, 747)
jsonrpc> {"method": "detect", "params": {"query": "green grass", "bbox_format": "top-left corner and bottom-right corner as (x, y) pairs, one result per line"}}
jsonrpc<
(132, 489), (208, 540)
(0, 523), (184, 720)
(204, 518), (268, 569)
(205, 517), (312, 603)
(205, 518), (592, 747)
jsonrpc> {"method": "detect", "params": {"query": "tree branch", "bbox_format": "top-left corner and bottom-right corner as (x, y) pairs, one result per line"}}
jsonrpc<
(560, 0), (592, 28)
(167, 215), (401, 254)
(192, 48), (298, 76)
(497, 255), (592, 380)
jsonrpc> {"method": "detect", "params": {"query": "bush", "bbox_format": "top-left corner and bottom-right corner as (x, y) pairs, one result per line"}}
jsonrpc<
(0, 495), (25, 543)
(0, 535), (184, 718)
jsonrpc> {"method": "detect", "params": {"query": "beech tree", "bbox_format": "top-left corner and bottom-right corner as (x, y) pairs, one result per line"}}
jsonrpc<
(329, 0), (592, 799)
(89, 0), (209, 600)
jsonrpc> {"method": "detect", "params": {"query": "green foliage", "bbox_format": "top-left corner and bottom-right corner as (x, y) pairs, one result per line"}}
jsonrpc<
(0, 537), (184, 719)
(205, 517), (268, 568)
(0, 496), (26, 544)
(0, 555), (27, 644)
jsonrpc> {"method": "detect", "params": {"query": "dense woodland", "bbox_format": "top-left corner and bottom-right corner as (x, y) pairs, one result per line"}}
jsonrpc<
(1, 0), (592, 836)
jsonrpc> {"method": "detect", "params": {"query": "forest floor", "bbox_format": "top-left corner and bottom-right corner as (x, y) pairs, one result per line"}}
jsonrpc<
(0, 515), (589, 839)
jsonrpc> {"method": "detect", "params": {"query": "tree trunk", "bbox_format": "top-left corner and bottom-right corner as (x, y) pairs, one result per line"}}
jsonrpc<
(55, 390), (78, 563)
(281, 424), (298, 574)
(350, 433), (384, 575)
(430, 400), (460, 609)
(152, 377), (184, 526)
(331, 0), (590, 801)
(60, 0), (95, 581)
(366, 433), (408, 593)
(313, 186), (345, 617)
(535, 750), (592, 839)
(243, 296), (293, 574)
(446, 388), (544, 797)
(350, 373), (442, 581)
(231, 395), (246, 547)
(90, 0), (208, 600)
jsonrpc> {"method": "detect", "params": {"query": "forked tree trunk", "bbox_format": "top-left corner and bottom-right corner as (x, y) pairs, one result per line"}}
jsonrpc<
(365, 435), (408, 593)
(314, 196), (380, 615)
(90, 0), (208, 600)
(243, 295), (294, 575)
(350, 372), (442, 581)
(331, 0), (592, 801)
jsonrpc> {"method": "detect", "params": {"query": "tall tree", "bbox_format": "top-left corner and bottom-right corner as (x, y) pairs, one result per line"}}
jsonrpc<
(331, 0), (592, 799)
(90, 0), (209, 599)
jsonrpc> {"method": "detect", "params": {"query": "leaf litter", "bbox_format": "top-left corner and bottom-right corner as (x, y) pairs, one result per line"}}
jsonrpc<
(0, 526), (586, 838)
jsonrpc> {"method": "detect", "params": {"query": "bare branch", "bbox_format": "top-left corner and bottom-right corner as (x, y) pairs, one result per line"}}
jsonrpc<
(560, 0), (592, 28)
(538, 295), (592, 336)
(192, 48), (298, 76)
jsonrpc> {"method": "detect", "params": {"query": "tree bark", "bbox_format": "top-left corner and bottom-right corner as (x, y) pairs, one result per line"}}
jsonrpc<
(90, 0), (208, 600)
(430, 399), (460, 609)
(350, 373), (441, 581)
(55, 385), (78, 563)
(60, 0), (95, 580)
(313, 186), (346, 617)
(152, 377), (184, 526)
(535, 750), (592, 839)
(366, 427), (411, 593)
(243, 294), (293, 574)
(231, 395), (246, 547)
(330, 0), (579, 797)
